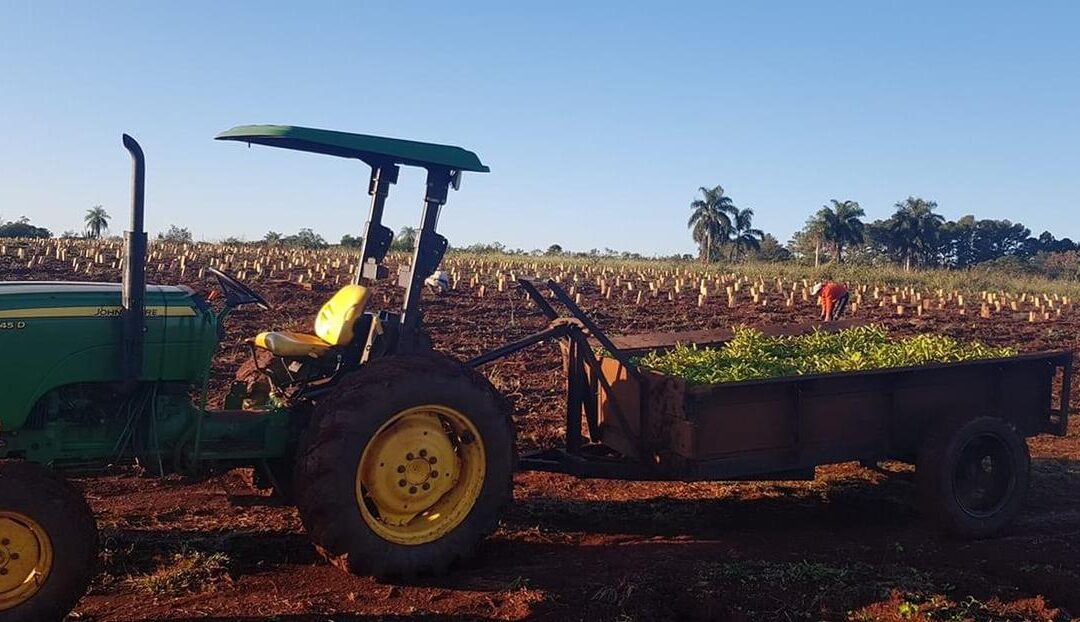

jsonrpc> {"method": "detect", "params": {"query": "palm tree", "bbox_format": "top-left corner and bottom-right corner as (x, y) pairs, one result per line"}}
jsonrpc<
(688, 186), (737, 263)
(819, 199), (865, 263)
(804, 211), (830, 267)
(887, 197), (944, 270)
(886, 212), (917, 270)
(728, 207), (764, 260)
(392, 226), (419, 252)
(84, 206), (110, 239)
(397, 226), (418, 246)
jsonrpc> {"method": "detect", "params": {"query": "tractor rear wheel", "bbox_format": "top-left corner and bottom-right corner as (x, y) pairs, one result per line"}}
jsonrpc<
(294, 354), (514, 579)
(0, 461), (98, 622)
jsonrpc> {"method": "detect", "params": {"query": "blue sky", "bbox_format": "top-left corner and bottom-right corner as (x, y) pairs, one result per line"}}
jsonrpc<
(1, 2), (1078, 255)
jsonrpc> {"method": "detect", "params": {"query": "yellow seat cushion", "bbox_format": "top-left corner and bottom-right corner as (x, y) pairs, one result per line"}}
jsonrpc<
(251, 284), (370, 358)
(253, 331), (332, 358)
(314, 284), (370, 346)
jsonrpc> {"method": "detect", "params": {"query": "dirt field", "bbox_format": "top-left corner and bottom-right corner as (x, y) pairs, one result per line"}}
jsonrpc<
(8, 259), (1076, 621)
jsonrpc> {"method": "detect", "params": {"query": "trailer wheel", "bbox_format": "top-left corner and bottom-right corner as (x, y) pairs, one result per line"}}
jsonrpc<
(0, 461), (98, 622)
(917, 416), (1030, 538)
(294, 354), (514, 579)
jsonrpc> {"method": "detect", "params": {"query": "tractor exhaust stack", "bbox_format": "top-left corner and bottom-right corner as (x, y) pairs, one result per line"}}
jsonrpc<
(121, 134), (147, 385)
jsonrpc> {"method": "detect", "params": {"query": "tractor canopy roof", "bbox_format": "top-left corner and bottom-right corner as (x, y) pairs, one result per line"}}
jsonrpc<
(215, 125), (489, 173)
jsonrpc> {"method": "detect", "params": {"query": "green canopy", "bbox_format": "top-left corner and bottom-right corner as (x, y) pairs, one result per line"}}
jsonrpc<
(215, 124), (489, 173)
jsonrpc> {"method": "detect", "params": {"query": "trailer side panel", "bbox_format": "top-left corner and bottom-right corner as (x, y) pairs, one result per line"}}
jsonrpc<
(595, 352), (1068, 477)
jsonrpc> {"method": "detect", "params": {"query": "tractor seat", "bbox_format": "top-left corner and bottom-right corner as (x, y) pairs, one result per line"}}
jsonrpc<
(252, 284), (371, 358)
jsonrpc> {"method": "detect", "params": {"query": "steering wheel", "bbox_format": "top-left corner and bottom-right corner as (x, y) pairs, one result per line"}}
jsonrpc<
(207, 267), (271, 310)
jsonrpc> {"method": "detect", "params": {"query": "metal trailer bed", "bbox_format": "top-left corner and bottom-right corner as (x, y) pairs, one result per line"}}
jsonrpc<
(472, 279), (1074, 536)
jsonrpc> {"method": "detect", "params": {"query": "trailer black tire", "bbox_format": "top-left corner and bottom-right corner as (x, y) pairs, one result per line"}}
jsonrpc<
(916, 416), (1030, 538)
(294, 354), (514, 580)
(0, 461), (98, 622)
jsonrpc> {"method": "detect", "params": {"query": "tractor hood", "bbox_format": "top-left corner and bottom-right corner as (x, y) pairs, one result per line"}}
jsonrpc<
(0, 281), (216, 433)
(0, 282), (200, 318)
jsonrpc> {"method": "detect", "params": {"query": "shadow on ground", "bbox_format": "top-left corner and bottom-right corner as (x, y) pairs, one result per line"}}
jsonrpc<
(81, 459), (1080, 621)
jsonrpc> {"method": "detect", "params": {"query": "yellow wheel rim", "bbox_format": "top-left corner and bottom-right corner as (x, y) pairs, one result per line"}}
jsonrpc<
(357, 405), (485, 545)
(0, 512), (53, 611)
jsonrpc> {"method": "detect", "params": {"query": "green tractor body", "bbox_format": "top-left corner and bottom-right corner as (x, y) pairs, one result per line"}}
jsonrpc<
(0, 281), (295, 472)
(0, 127), (508, 621)
(0, 282), (214, 423)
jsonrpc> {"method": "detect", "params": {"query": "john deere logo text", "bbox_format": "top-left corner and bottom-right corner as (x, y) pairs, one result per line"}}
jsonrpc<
(93, 307), (162, 317)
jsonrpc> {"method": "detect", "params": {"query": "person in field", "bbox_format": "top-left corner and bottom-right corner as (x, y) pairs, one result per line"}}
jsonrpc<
(425, 270), (450, 294)
(811, 281), (849, 321)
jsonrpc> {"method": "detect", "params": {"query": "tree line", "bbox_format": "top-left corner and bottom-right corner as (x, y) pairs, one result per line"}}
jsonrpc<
(4, 195), (1076, 278)
(788, 196), (1076, 270)
(1, 206), (117, 240)
(686, 187), (1077, 272)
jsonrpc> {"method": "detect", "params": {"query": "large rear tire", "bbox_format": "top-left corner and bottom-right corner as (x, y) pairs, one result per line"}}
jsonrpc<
(294, 354), (514, 579)
(917, 416), (1030, 538)
(0, 461), (98, 622)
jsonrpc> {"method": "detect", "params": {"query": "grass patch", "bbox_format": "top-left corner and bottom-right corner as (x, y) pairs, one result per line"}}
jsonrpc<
(128, 550), (232, 595)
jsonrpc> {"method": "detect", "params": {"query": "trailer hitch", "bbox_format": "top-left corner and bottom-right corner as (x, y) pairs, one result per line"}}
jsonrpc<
(465, 317), (582, 368)
(466, 279), (642, 456)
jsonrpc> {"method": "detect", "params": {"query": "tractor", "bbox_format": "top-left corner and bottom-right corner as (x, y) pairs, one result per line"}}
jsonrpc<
(0, 127), (514, 621)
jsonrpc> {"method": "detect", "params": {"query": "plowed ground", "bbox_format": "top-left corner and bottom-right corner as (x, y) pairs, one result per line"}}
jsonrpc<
(28, 270), (1080, 622)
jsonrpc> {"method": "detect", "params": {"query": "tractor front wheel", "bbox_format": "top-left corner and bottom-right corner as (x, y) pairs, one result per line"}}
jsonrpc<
(0, 461), (98, 622)
(294, 354), (514, 579)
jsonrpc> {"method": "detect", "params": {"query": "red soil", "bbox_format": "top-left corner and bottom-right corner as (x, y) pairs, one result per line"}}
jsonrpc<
(4, 265), (1074, 621)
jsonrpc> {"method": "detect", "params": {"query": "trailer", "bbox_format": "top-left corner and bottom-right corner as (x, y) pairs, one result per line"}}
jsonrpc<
(478, 280), (1074, 538)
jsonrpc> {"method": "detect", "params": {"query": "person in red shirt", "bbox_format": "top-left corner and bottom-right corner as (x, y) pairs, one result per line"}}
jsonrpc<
(811, 281), (850, 321)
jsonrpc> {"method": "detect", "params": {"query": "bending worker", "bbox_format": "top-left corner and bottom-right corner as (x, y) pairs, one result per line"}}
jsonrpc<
(811, 281), (850, 322)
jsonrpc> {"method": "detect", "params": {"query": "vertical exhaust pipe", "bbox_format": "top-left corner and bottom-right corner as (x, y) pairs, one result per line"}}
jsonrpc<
(121, 134), (147, 385)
